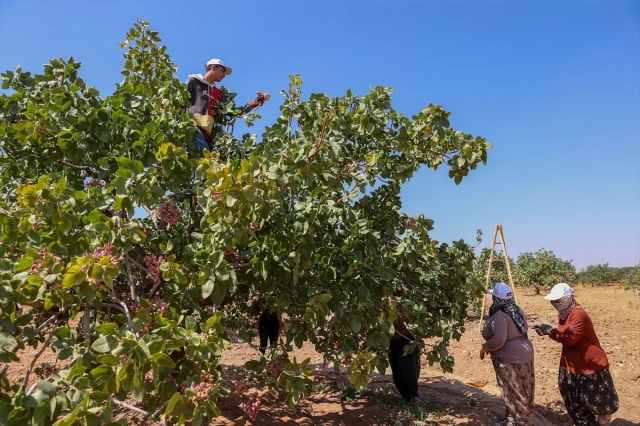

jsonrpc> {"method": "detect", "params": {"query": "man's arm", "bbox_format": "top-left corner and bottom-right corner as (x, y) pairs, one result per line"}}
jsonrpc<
(228, 91), (270, 116)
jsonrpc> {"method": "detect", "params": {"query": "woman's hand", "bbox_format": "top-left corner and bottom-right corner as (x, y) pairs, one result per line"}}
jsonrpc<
(532, 324), (553, 336)
(479, 348), (489, 360)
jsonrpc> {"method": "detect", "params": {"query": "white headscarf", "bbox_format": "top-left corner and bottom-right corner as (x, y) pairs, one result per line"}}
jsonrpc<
(553, 295), (575, 321)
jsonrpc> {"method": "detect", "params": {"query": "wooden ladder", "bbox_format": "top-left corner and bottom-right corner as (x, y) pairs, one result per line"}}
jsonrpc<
(478, 224), (518, 335)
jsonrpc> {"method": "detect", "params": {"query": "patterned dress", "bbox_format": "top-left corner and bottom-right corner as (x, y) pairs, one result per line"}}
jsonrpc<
(550, 303), (619, 425)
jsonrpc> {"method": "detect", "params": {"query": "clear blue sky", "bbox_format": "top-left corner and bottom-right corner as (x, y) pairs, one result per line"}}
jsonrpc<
(1, 0), (638, 269)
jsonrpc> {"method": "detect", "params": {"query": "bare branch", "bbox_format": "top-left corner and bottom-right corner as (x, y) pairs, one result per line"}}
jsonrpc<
(83, 304), (91, 341)
(111, 296), (135, 333)
(111, 398), (162, 422)
(58, 159), (98, 177)
(20, 314), (58, 342)
(142, 203), (165, 230)
(129, 257), (150, 275)
(27, 382), (38, 396)
(100, 303), (127, 315)
(23, 327), (56, 393)
(422, 147), (453, 162)
(307, 116), (330, 165)
(1, 307), (74, 376)
(152, 398), (171, 421)
(124, 253), (137, 301)
(147, 279), (163, 299)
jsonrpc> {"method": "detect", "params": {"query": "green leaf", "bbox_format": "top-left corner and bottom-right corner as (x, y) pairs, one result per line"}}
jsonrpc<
(152, 353), (176, 369)
(348, 370), (368, 391)
(91, 335), (119, 353)
(32, 402), (50, 424)
(52, 398), (82, 426)
(165, 393), (184, 417)
(201, 280), (214, 299)
(137, 338), (151, 360)
(62, 271), (84, 289)
(94, 323), (119, 335)
(58, 347), (74, 360)
(173, 268), (187, 285)
(0, 332), (16, 350)
(36, 380), (59, 397)
(13, 256), (34, 272)
(55, 176), (67, 192)
(349, 316), (362, 333)
(209, 280), (227, 305)
(313, 293), (332, 304)
(97, 354), (120, 366)
(132, 374), (144, 402)
(226, 193), (238, 207)
(54, 327), (71, 339)
(242, 185), (257, 201)
(110, 176), (128, 196)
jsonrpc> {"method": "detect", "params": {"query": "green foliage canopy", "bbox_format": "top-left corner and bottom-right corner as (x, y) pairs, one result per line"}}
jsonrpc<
(0, 19), (491, 425)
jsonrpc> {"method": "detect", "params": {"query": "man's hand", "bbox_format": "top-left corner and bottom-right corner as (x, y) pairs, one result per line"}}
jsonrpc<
(254, 91), (271, 106)
(532, 324), (553, 336)
(479, 348), (489, 360)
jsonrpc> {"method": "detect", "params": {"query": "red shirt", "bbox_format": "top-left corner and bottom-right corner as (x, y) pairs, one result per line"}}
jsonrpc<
(207, 86), (224, 116)
(549, 305), (609, 375)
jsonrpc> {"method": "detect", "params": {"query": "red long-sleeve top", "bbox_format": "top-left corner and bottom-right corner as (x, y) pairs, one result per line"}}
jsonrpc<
(549, 305), (609, 375)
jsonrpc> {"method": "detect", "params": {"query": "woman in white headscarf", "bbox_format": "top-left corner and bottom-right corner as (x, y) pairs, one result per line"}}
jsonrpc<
(481, 282), (535, 426)
(533, 283), (619, 426)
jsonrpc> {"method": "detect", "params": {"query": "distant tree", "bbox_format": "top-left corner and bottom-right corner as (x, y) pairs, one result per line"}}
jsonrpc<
(577, 263), (640, 288)
(513, 249), (576, 294)
(620, 263), (640, 292)
(474, 247), (515, 287)
(576, 263), (616, 286)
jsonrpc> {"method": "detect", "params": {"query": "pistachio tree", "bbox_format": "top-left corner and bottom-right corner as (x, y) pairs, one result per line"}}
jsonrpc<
(0, 19), (491, 425)
(513, 249), (576, 294)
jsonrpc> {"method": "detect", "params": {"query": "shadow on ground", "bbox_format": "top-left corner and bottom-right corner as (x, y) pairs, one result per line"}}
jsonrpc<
(210, 365), (607, 425)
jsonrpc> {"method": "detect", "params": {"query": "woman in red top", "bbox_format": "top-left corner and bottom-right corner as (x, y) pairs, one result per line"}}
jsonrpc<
(533, 283), (619, 426)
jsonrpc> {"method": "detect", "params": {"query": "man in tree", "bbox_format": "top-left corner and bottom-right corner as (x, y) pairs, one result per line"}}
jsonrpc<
(186, 58), (270, 154)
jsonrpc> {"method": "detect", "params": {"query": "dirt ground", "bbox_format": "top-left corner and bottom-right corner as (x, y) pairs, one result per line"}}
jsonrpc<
(5, 285), (640, 425)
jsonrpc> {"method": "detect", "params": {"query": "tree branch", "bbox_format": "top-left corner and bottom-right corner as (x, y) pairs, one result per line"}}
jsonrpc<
(124, 253), (137, 301)
(307, 116), (330, 165)
(83, 303), (91, 341)
(422, 148), (453, 162)
(129, 257), (150, 275)
(100, 303), (127, 315)
(111, 398), (164, 424)
(58, 159), (98, 177)
(142, 203), (165, 230)
(152, 398), (171, 421)
(147, 279), (163, 299)
(111, 296), (135, 333)
(1, 308), (73, 376)
(23, 327), (56, 393)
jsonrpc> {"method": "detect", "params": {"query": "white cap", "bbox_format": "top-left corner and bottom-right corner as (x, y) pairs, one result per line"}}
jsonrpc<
(206, 58), (232, 76)
(488, 282), (513, 300)
(544, 283), (574, 300)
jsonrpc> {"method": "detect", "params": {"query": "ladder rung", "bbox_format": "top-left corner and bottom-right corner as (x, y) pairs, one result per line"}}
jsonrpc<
(490, 258), (505, 262)
(493, 242), (502, 244)
(490, 274), (509, 278)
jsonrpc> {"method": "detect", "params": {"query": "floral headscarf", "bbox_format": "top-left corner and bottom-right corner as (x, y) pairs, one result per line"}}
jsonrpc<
(489, 296), (528, 338)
